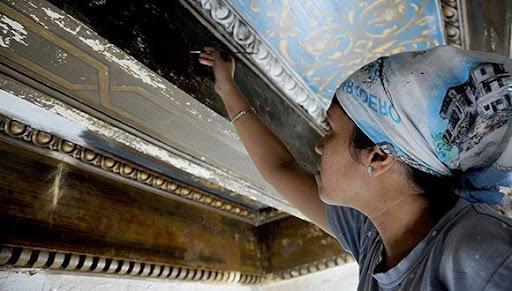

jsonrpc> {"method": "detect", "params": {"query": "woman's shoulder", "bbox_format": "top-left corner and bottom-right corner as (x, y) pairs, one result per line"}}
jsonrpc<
(437, 202), (512, 290)
(443, 202), (512, 248)
(325, 204), (377, 262)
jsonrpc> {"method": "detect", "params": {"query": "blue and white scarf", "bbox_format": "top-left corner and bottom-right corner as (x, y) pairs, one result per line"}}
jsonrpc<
(336, 45), (512, 208)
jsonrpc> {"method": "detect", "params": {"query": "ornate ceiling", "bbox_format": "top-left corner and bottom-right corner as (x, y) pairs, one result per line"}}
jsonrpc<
(182, 0), (462, 129)
(228, 0), (446, 105)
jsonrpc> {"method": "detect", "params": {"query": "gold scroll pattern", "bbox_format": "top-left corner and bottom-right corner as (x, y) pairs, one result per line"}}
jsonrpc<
(247, 0), (443, 99)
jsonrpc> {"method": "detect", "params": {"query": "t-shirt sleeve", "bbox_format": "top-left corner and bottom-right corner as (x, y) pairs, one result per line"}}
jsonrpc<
(484, 252), (512, 291)
(325, 204), (372, 263)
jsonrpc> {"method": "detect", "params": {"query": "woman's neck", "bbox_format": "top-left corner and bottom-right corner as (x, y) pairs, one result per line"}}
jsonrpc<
(366, 194), (448, 272)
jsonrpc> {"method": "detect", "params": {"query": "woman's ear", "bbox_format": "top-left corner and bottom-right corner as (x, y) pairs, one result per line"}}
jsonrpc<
(366, 146), (395, 177)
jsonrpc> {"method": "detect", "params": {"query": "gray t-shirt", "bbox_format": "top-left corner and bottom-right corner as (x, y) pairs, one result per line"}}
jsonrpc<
(326, 198), (512, 290)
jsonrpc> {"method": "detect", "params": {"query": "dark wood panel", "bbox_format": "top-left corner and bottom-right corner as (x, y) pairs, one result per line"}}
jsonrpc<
(0, 138), (264, 273)
(466, 0), (512, 56)
(258, 216), (348, 273)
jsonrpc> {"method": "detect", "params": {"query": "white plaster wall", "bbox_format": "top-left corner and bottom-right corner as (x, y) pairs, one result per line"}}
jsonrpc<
(0, 263), (359, 291)
(260, 262), (359, 291)
(0, 270), (259, 291)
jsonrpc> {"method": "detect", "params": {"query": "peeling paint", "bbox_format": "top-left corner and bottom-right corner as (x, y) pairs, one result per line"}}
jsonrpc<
(30, 1), (239, 141)
(42, 6), (82, 35)
(29, 14), (48, 29)
(0, 14), (28, 47)
(77, 36), (167, 89)
(39, 4), (167, 89)
(42, 7), (64, 20)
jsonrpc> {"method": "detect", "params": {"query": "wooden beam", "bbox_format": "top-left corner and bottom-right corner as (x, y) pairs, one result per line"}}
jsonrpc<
(0, 137), (265, 274)
(258, 216), (352, 279)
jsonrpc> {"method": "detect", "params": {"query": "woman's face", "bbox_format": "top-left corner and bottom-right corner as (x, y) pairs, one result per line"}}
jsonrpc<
(314, 101), (370, 206)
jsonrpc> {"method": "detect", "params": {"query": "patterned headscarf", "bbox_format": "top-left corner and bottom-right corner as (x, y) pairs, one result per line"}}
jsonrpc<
(336, 45), (512, 207)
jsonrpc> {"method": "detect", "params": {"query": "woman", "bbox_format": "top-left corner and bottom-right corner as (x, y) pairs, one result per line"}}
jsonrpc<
(199, 46), (512, 290)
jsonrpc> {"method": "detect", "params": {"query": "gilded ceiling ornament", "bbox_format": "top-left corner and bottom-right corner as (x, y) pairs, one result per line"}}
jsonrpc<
(185, 0), (463, 131)
(182, 0), (329, 132)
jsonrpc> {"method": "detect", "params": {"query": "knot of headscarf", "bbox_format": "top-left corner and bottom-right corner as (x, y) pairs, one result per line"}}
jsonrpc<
(336, 45), (512, 208)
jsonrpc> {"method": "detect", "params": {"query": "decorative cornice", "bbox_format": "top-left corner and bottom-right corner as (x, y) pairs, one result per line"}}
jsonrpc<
(181, 0), (329, 133)
(0, 245), (263, 284)
(0, 244), (353, 283)
(0, 114), (284, 225)
(266, 254), (354, 281)
(441, 0), (467, 48)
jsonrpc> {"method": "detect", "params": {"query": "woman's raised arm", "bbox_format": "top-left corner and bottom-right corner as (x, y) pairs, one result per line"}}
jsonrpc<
(199, 48), (332, 235)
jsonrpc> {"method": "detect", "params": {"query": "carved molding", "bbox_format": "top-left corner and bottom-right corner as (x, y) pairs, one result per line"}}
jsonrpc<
(0, 245), (263, 284)
(441, 0), (467, 48)
(0, 114), (284, 225)
(0, 244), (353, 283)
(181, 0), (329, 132)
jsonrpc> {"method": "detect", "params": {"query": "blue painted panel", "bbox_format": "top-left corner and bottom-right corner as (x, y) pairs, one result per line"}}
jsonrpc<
(228, 0), (445, 107)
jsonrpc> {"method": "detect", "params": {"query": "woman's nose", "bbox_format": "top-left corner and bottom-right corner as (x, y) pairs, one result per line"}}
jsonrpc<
(315, 139), (324, 155)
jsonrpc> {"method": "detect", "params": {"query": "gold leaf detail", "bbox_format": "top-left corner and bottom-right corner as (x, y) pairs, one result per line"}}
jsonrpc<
(7, 120), (26, 135)
(121, 164), (134, 175)
(101, 157), (116, 168)
(60, 141), (76, 153)
(35, 131), (53, 145)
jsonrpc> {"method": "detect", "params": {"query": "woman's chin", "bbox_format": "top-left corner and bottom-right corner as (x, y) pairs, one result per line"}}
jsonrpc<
(317, 187), (334, 204)
(318, 188), (350, 206)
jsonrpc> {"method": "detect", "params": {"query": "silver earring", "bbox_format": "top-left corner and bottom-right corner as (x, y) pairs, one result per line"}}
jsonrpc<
(367, 165), (374, 176)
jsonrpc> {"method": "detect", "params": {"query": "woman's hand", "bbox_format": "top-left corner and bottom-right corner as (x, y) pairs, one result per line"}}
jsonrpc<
(198, 47), (236, 95)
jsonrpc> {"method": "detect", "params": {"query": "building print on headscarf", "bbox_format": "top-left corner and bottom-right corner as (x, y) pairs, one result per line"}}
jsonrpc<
(439, 62), (512, 153)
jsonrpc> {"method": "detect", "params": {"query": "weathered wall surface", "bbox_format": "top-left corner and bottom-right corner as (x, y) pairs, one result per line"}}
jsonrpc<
(0, 263), (359, 291)
(0, 270), (257, 291)
(260, 262), (359, 291)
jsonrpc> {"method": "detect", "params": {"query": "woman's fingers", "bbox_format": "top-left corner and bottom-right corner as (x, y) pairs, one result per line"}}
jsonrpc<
(204, 47), (222, 59)
(199, 52), (214, 61)
(199, 47), (234, 68)
(199, 48), (216, 66)
(198, 57), (214, 66)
